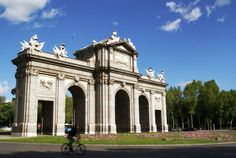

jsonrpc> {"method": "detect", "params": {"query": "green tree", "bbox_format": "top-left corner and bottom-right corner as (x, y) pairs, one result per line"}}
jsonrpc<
(216, 90), (230, 129)
(198, 80), (219, 129)
(65, 95), (73, 124)
(227, 90), (236, 129)
(166, 86), (183, 129)
(0, 96), (6, 104)
(183, 80), (202, 128)
(0, 100), (15, 126)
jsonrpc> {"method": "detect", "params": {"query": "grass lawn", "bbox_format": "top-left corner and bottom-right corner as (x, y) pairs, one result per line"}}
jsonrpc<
(0, 131), (235, 145)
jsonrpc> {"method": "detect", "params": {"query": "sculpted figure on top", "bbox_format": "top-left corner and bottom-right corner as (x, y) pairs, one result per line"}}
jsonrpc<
(145, 67), (155, 79)
(20, 34), (45, 52)
(157, 70), (165, 83)
(53, 43), (68, 58)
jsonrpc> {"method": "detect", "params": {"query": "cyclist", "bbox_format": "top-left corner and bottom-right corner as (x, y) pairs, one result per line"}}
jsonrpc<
(65, 125), (80, 151)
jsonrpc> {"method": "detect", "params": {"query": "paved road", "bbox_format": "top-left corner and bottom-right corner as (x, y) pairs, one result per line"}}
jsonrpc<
(0, 142), (236, 158)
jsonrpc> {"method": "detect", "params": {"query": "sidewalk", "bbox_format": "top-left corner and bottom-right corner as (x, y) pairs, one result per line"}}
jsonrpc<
(0, 135), (16, 140)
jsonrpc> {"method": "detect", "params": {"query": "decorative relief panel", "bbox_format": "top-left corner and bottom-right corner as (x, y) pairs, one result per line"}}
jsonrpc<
(38, 76), (55, 92)
(40, 79), (53, 90)
(153, 93), (162, 109)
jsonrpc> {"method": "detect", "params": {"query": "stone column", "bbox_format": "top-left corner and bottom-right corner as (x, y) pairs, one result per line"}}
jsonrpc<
(21, 68), (38, 136)
(103, 77), (109, 134)
(95, 74), (109, 134)
(12, 73), (25, 136)
(108, 80), (116, 133)
(150, 91), (157, 132)
(54, 73), (65, 136)
(88, 79), (96, 134)
(133, 84), (141, 133)
(162, 91), (168, 132)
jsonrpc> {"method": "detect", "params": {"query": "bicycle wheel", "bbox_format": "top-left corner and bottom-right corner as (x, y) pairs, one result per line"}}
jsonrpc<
(75, 144), (86, 155)
(61, 143), (70, 154)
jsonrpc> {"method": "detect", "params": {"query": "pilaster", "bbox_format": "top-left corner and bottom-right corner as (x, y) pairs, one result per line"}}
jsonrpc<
(162, 91), (168, 132)
(150, 90), (157, 132)
(133, 84), (141, 133)
(14, 68), (38, 136)
(54, 73), (65, 136)
(88, 79), (96, 134)
(108, 80), (116, 133)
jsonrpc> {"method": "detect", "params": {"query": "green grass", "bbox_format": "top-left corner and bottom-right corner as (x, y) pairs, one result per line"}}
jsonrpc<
(0, 131), (235, 145)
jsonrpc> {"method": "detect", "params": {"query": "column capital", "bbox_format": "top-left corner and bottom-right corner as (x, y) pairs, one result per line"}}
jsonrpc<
(57, 73), (65, 80)
(162, 91), (166, 96)
(150, 90), (155, 94)
(25, 68), (38, 76)
(88, 79), (95, 85)
(109, 79), (115, 85)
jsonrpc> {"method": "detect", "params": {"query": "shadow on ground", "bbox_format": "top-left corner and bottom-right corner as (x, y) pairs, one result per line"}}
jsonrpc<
(0, 145), (236, 158)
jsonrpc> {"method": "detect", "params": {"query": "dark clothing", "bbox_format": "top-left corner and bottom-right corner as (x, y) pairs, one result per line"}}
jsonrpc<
(66, 126), (80, 152)
(68, 126), (77, 137)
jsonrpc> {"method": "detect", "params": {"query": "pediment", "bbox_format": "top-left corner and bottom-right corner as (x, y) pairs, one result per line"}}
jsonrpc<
(112, 41), (137, 55)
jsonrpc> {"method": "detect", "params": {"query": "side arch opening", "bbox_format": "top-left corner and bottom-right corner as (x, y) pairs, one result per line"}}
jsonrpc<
(115, 90), (130, 133)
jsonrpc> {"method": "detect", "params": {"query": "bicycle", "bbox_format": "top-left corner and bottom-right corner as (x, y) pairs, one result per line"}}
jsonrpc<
(61, 138), (86, 155)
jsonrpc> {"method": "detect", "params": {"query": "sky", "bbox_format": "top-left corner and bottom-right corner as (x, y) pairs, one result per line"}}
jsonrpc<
(0, 0), (235, 101)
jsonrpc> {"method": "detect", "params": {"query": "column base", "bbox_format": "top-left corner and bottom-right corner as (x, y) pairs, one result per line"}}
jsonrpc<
(11, 122), (37, 137)
(134, 124), (141, 133)
(151, 124), (157, 132)
(95, 123), (109, 134)
(108, 124), (117, 134)
(88, 124), (96, 134)
(55, 123), (65, 136)
(162, 124), (169, 132)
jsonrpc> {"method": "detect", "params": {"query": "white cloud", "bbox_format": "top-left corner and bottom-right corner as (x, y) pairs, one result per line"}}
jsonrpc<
(166, 1), (202, 23)
(0, 0), (49, 23)
(205, 0), (231, 17)
(184, 7), (202, 22)
(206, 5), (215, 17)
(42, 8), (62, 19)
(33, 22), (43, 28)
(215, 0), (231, 7)
(166, 1), (188, 15)
(160, 18), (182, 32)
(0, 80), (10, 96)
(217, 16), (226, 23)
(112, 21), (119, 26)
(190, 0), (201, 6)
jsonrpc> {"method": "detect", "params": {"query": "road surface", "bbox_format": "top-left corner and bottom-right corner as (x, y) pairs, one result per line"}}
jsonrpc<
(0, 142), (235, 158)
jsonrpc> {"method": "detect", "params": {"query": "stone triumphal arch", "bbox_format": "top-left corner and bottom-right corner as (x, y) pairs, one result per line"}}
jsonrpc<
(12, 32), (168, 136)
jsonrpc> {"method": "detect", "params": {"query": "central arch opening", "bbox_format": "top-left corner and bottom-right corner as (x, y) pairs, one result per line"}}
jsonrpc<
(66, 85), (86, 133)
(115, 90), (130, 133)
(139, 95), (150, 132)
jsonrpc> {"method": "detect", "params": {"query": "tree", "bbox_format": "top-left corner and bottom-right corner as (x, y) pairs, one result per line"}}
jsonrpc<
(0, 96), (6, 104)
(65, 95), (73, 124)
(166, 87), (175, 128)
(183, 80), (202, 128)
(227, 90), (236, 129)
(216, 90), (229, 129)
(166, 86), (183, 129)
(0, 100), (15, 126)
(198, 80), (219, 129)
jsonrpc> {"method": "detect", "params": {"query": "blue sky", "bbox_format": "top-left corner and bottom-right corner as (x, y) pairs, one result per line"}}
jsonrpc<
(0, 0), (235, 100)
